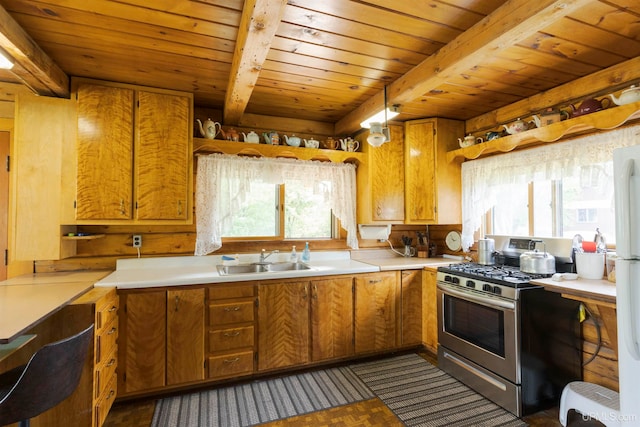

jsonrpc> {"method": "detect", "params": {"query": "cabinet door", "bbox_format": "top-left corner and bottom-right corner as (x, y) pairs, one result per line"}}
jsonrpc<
(167, 288), (205, 385)
(119, 290), (166, 394)
(404, 119), (436, 223)
(401, 270), (423, 345)
(423, 269), (438, 353)
(258, 281), (310, 370)
(135, 91), (191, 220)
(76, 83), (134, 220)
(354, 272), (398, 353)
(371, 125), (405, 221)
(311, 277), (354, 362)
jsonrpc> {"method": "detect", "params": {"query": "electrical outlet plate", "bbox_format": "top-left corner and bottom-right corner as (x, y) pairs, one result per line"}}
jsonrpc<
(133, 235), (142, 248)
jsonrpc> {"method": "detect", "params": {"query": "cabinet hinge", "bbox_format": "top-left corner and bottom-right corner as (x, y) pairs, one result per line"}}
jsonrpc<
(135, 201), (138, 210)
(73, 200), (77, 209)
(255, 297), (259, 308)
(5, 155), (9, 172)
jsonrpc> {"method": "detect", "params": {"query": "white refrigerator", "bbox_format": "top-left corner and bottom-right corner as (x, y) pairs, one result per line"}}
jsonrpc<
(614, 144), (640, 426)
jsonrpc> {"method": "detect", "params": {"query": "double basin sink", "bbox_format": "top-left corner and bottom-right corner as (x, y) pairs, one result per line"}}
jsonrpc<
(216, 262), (311, 276)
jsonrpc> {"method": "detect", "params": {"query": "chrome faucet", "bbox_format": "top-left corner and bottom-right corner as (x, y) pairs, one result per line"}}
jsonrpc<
(259, 249), (279, 263)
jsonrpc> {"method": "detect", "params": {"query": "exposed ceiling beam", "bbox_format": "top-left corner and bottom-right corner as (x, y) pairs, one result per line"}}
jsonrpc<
(0, 4), (69, 97)
(223, 0), (288, 125)
(335, 0), (597, 135)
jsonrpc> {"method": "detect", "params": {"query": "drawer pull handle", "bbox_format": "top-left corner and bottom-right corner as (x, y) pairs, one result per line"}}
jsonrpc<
(108, 306), (117, 312)
(107, 327), (117, 335)
(223, 331), (240, 337)
(224, 306), (240, 312)
(368, 279), (382, 284)
(223, 357), (240, 364)
(108, 389), (115, 399)
(106, 358), (116, 367)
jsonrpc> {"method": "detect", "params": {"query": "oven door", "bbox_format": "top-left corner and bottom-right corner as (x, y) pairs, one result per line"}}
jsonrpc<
(437, 281), (520, 384)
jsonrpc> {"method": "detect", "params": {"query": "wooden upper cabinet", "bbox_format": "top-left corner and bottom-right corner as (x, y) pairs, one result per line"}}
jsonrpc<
(404, 118), (464, 224)
(73, 78), (193, 223)
(356, 124), (405, 224)
(135, 91), (191, 220)
(76, 83), (134, 220)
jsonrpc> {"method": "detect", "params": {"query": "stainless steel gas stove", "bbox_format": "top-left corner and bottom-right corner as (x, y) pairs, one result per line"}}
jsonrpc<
(436, 241), (582, 418)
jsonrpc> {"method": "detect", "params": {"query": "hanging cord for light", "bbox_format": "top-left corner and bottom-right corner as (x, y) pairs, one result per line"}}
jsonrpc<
(384, 85), (388, 127)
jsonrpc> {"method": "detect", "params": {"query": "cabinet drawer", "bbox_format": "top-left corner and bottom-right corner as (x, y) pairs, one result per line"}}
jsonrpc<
(96, 292), (119, 332)
(209, 301), (254, 325)
(95, 372), (117, 427)
(209, 284), (255, 300)
(96, 317), (118, 365)
(209, 326), (254, 352)
(208, 351), (254, 379)
(95, 345), (117, 400)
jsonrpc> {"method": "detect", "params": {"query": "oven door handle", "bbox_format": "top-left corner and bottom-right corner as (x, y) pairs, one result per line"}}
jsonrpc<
(437, 283), (516, 311)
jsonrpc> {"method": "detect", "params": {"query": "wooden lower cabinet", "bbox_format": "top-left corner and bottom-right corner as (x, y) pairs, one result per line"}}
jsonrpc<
(258, 281), (310, 371)
(354, 271), (399, 354)
(401, 270), (422, 346)
(311, 277), (354, 362)
(422, 269), (438, 353)
(207, 283), (256, 379)
(118, 287), (204, 396)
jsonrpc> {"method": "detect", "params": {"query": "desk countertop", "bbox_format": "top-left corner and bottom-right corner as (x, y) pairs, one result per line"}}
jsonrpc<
(0, 271), (111, 343)
(531, 277), (616, 304)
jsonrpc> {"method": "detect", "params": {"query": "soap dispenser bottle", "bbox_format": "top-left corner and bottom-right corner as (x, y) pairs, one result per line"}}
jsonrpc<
(290, 245), (298, 263)
(301, 242), (310, 262)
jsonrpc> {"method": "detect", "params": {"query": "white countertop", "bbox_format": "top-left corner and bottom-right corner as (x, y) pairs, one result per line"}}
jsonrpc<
(95, 251), (380, 289)
(531, 276), (616, 303)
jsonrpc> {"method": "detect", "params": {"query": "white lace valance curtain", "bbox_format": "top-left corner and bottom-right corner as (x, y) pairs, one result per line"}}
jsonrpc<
(461, 124), (640, 251)
(195, 153), (358, 255)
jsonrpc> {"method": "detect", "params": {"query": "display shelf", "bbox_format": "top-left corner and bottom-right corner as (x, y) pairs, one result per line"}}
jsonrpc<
(447, 100), (640, 162)
(193, 138), (365, 164)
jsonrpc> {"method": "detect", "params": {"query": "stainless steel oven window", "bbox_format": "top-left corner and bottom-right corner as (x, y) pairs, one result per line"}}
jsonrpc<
(443, 293), (505, 357)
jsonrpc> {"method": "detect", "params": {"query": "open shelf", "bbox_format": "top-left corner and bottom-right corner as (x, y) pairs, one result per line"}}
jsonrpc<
(447, 100), (640, 162)
(193, 138), (365, 164)
(62, 234), (105, 240)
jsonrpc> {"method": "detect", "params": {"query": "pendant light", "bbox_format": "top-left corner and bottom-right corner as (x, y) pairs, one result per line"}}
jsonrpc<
(366, 86), (395, 147)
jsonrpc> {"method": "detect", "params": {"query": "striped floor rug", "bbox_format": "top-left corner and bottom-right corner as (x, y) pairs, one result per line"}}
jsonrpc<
(350, 353), (527, 427)
(151, 366), (374, 427)
(152, 353), (527, 427)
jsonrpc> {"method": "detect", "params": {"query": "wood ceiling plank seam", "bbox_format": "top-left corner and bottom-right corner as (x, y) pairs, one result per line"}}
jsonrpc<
(434, 0), (509, 16)
(0, 3), (68, 96)
(4, 1), (238, 52)
(476, 55), (580, 87)
(499, 45), (601, 76)
(541, 17), (640, 57)
(257, 68), (378, 93)
(568, 1), (640, 38)
(254, 77), (375, 103)
(261, 60), (389, 89)
(432, 82), (524, 105)
(4, 0), (241, 40)
(285, 0), (463, 44)
(335, 0), (597, 134)
(281, 6), (444, 55)
(12, 12), (238, 60)
(438, 71), (547, 97)
(223, 0), (288, 125)
(265, 50), (402, 81)
(465, 55), (640, 132)
(269, 37), (417, 74)
(277, 22), (433, 65)
(517, 32), (627, 68)
(598, 0), (640, 15)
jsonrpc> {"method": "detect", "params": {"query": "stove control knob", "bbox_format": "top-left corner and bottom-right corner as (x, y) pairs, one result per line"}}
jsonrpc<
(482, 284), (492, 292)
(493, 286), (502, 295)
(451, 276), (460, 284)
(466, 280), (475, 289)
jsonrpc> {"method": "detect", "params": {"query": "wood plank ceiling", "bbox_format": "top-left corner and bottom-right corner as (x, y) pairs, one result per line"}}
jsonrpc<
(0, 0), (638, 135)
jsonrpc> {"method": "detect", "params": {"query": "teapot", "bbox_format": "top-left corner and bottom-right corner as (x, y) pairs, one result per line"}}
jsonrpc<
(323, 137), (338, 150)
(262, 131), (280, 145)
(339, 137), (359, 152)
(220, 127), (239, 141)
(485, 131), (502, 141)
(457, 134), (483, 148)
(502, 118), (528, 135)
(196, 118), (221, 140)
(283, 134), (301, 147)
(609, 85), (640, 106)
(569, 97), (610, 117)
(304, 138), (319, 149)
(242, 131), (260, 143)
(531, 108), (569, 128)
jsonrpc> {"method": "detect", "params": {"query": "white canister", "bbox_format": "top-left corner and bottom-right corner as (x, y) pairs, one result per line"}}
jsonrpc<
(575, 252), (605, 279)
